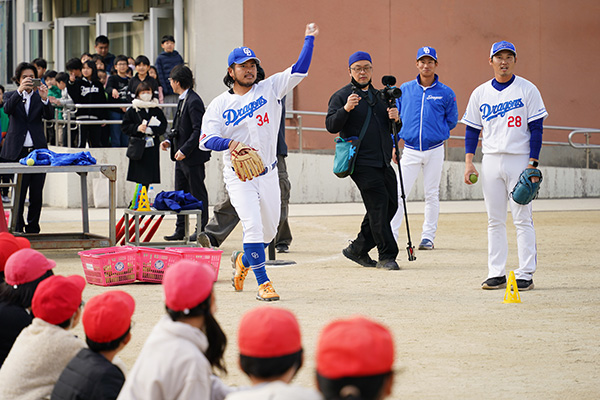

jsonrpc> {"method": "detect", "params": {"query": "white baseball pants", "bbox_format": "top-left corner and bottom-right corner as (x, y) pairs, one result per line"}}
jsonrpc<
(391, 145), (444, 242)
(481, 153), (537, 280)
(224, 166), (280, 244)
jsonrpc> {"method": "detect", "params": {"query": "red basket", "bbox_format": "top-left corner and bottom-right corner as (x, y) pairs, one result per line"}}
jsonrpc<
(136, 247), (183, 283)
(78, 247), (138, 286)
(166, 247), (223, 281)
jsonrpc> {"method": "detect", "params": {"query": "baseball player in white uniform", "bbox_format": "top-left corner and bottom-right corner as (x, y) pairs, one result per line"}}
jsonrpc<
(199, 23), (319, 301)
(462, 41), (547, 291)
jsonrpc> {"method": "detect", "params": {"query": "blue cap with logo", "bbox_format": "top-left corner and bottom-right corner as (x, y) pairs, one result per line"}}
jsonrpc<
(417, 46), (437, 61)
(490, 41), (517, 57)
(348, 51), (372, 67)
(228, 47), (261, 67)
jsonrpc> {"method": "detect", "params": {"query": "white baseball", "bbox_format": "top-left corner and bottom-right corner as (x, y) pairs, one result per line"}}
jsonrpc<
(308, 23), (315, 32)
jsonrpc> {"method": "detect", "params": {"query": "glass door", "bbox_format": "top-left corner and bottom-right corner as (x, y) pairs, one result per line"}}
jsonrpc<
(24, 21), (54, 69)
(96, 13), (144, 59)
(54, 17), (93, 72)
(145, 7), (173, 63)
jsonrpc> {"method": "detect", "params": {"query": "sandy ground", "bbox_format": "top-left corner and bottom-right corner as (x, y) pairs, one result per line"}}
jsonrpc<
(28, 201), (600, 399)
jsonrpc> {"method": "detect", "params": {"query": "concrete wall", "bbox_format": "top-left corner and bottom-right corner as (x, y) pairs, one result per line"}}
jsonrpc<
(42, 147), (600, 208)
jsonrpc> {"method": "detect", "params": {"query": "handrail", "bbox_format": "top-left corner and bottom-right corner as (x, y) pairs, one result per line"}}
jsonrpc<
(568, 130), (600, 149)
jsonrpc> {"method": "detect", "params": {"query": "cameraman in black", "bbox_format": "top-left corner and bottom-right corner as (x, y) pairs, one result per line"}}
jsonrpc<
(326, 51), (401, 271)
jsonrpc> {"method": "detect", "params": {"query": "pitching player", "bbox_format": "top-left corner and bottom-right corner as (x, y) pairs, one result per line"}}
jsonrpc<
(462, 41), (547, 291)
(391, 46), (458, 250)
(199, 23), (319, 301)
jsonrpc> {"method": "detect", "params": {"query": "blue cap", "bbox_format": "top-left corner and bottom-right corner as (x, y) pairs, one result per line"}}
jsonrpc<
(417, 46), (437, 61)
(228, 47), (261, 67)
(348, 51), (372, 67)
(490, 41), (517, 57)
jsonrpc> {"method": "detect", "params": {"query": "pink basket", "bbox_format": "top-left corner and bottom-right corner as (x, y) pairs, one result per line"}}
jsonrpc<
(136, 247), (183, 283)
(166, 247), (223, 282)
(78, 247), (138, 286)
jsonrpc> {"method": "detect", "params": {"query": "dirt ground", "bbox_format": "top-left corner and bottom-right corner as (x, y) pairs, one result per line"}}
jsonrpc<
(36, 206), (600, 400)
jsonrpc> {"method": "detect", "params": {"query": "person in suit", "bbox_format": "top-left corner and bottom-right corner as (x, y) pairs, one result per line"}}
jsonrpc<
(160, 65), (210, 241)
(0, 62), (53, 233)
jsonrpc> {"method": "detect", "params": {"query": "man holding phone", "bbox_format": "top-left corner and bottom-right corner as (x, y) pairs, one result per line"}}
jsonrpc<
(0, 62), (53, 233)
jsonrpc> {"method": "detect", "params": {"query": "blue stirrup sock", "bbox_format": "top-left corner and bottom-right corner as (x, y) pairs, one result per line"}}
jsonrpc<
(242, 243), (269, 285)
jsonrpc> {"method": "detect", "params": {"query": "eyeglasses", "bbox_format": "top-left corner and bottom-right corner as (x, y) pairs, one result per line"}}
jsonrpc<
(350, 66), (373, 73)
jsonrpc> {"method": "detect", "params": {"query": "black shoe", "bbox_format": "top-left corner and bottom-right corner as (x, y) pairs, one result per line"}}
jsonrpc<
(189, 232), (197, 242)
(342, 245), (376, 268)
(516, 279), (535, 291)
(276, 244), (289, 253)
(25, 224), (40, 234)
(164, 232), (185, 241)
(376, 259), (400, 271)
(197, 232), (216, 248)
(481, 276), (507, 290)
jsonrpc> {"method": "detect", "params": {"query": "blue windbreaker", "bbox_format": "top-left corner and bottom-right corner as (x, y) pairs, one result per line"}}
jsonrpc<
(396, 74), (458, 151)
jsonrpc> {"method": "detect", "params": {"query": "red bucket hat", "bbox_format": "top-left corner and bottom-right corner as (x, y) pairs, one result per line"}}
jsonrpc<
(238, 307), (302, 358)
(317, 316), (394, 379)
(83, 291), (135, 343)
(4, 248), (56, 287)
(32, 275), (86, 325)
(163, 260), (214, 312)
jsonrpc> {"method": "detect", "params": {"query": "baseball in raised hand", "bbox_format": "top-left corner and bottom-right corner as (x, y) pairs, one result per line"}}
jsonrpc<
(306, 23), (319, 36)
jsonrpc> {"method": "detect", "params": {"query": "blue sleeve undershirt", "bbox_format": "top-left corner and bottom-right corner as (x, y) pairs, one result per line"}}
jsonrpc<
(528, 118), (543, 159)
(204, 136), (232, 151)
(291, 36), (315, 74)
(464, 125), (481, 154)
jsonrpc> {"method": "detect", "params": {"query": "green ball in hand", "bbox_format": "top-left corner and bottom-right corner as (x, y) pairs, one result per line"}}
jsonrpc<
(469, 173), (478, 184)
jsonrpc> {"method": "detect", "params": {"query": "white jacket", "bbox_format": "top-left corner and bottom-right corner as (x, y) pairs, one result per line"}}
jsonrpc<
(226, 381), (323, 400)
(117, 315), (213, 400)
(0, 318), (85, 400)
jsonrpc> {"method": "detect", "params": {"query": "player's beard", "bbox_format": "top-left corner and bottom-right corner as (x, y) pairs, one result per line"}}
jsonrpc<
(234, 76), (256, 88)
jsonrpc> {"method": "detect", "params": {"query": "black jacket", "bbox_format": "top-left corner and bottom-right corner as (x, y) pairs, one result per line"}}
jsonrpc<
(326, 83), (397, 168)
(122, 105), (168, 185)
(0, 90), (53, 161)
(66, 78), (107, 119)
(127, 75), (159, 101)
(51, 348), (125, 400)
(166, 89), (211, 166)
(105, 75), (130, 108)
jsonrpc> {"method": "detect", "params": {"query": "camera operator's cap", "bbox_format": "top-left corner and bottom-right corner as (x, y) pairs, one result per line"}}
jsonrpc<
(83, 291), (135, 343)
(238, 307), (302, 358)
(348, 51), (372, 67)
(228, 47), (261, 67)
(490, 40), (517, 57)
(163, 260), (214, 312)
(32, 275), (85, 325)
(4, 248), (55, 287)
(317, 316), (394, 379)
(417, 46), (437, 61)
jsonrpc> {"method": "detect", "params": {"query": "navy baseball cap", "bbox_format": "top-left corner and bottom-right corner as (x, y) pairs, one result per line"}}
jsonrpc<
(348, 51), (372, 67)
(228, 47), (261, 67)
(490, 41), (517, 57)
(417, 46), (437, 61)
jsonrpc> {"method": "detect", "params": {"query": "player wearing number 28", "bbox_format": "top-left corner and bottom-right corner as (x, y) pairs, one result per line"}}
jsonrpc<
(200, 24), (319, 301)
(462, 41), (548, 291)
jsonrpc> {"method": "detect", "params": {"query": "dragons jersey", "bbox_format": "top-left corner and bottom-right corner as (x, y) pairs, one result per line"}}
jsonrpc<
(200, 66), (307, 170)
(461, 75), (548, 155)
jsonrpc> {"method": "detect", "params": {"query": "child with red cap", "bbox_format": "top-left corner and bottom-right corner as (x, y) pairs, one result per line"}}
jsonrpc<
(0, 232), (30, 283)
(117, 259), (229, 400)
(226, 307), (321, 400)
(0, 274), (86, 399)
(0, 247), (53, 367)
(52, 290), (135, 400)
(316, 316), (395, 400)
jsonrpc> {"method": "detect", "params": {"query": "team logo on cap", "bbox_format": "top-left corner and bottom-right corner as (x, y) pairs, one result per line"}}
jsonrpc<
(154, 260), (165, 270)
(423, 47), (430, 54)
(243, 47), (252, 56)
(115, 262), (125, 272)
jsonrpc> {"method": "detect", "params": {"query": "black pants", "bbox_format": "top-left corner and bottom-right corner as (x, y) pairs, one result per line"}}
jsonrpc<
(15, 148), (46, 233)
(174, 160), (208, 233)
(78, 124), (101, 148)
(350, 164), (399, 261)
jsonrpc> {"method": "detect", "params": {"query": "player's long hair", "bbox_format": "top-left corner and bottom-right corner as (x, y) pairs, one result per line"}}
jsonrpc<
(223, 63), (265, 88)
(316, 372), (392, 400)
(166, 292), (227, 374)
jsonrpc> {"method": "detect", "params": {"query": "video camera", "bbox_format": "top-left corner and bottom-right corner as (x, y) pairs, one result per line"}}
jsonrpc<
(379, 75), (402, 106)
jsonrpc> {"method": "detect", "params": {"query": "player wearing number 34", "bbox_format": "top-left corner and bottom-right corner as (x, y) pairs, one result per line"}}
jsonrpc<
(462, 41), (548, 292)
(199, 23), (319, 301)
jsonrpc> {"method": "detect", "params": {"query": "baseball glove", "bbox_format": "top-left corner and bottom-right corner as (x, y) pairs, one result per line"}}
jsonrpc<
(511, 168), (543, 205)
(230, 141), (265, 182)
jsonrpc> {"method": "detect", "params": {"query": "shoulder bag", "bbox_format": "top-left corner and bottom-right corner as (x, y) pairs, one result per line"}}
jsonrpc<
(333, 101), (373, 178)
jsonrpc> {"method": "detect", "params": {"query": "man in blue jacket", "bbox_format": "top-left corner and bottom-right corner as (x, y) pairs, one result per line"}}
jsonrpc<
(391, 46), (458, 250)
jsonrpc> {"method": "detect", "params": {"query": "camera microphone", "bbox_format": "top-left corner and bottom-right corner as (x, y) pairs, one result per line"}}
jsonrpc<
(382, 75), (397, 86)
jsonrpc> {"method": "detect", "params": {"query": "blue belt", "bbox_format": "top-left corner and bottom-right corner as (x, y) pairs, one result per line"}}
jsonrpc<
(259, 159), (278, 176)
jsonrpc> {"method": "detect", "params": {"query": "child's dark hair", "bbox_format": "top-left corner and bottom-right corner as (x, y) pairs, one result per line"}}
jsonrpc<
(83, 60), (99, 82)
(316, 372), (392, 400)
(56, 72), (69, 84)
(86, 327), (130, 352)
(66, 57), (83, 72)
(134, 55), (150, 66)
(32, 57), (47, 69)
(166, 293), (227, 373)
(240, 350), (303, 379)
(135, 81), (153, 97)
(161, 35), (175, 44)
(0, 84), (5, 94)
(149, 66), (161, 86)
(43, 70), (58, 80)
(0, 270), (54, 309)
(115, 54), (129, 65)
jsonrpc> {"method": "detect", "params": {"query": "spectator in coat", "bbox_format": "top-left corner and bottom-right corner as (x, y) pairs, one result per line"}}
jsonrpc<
(128, 55), (159, 101)
(122, 82), (167, 189)
(105, 55), (131, 147)
(155, 34), (184, 118)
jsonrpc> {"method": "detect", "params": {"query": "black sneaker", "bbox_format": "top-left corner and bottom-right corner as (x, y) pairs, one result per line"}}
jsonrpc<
(516, 279), (535, 291)
(342, 245), (376, 268)
(276, 244), (289, 253)
(481, 276), (507, 290)
(376, 259), (400, 271)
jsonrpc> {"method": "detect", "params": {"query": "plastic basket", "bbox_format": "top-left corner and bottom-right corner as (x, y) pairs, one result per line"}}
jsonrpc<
(78, 247), (138, 286)
(166, 247), (223, 282)
(136, 247), (183, 283)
